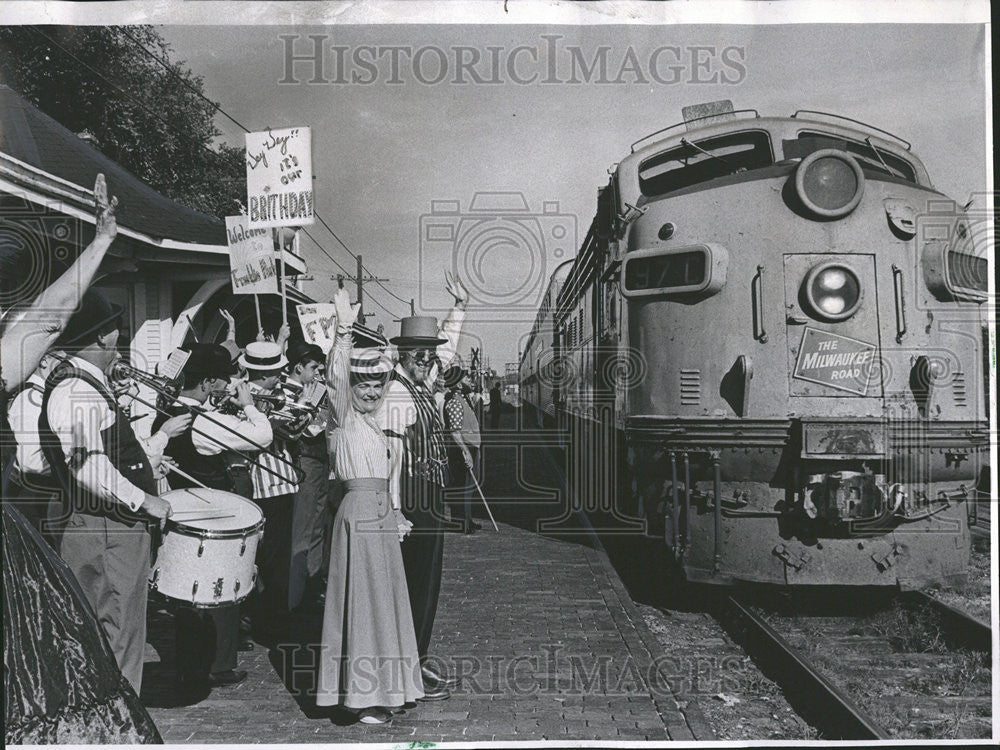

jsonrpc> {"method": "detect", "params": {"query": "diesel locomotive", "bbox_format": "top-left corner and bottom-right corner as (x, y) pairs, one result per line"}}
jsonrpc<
(519, 101), (989, 588)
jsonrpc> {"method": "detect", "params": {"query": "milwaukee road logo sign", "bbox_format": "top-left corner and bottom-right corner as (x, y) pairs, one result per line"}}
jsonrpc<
(793, 327), (877, 395)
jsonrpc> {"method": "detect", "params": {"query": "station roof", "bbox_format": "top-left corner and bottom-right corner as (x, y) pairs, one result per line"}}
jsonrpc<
(0, 85), (306, 274)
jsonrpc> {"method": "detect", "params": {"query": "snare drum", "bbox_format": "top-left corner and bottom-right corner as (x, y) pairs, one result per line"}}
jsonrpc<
(149, 488), (264, 607)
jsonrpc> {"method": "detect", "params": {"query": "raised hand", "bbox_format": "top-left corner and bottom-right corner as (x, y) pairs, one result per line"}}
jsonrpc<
(445, 270), (469, 309)
(93, 174), (119, 243)
(332, 286), (360, 329)
(219, 309), (236, 341)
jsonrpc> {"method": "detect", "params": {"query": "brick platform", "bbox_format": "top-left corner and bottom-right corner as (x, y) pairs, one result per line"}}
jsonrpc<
(142, 411), (701, 742)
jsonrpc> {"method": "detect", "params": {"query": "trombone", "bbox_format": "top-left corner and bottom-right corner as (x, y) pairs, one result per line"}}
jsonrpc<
(108, 360), (304, 484)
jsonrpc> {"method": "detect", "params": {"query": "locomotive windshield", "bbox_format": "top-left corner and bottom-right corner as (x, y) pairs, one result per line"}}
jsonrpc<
(638, 130), (773, 198)
(791, 131), (918, 183)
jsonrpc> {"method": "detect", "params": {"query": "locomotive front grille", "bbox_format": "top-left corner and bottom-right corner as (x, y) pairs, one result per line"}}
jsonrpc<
(680, 369), (702, 405)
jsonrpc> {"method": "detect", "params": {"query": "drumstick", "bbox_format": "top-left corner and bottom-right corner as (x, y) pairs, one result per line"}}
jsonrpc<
(170, 512), (236, 522)
(468, 471), (500, 532)
(163, 463), (213, 496)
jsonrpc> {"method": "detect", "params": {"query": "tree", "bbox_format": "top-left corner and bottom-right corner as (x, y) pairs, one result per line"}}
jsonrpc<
(0, 25), (244, 218)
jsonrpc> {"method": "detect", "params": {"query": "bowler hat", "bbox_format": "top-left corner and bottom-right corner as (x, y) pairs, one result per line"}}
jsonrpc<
(238, 341), (288, 372)
(56, 288), (122, 348)
(184, 343), (236, 381)
(390, 316), (447, 347)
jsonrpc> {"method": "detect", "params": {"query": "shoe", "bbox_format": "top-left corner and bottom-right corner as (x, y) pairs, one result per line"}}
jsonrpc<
(421, 663), (459, 689)
(463, 520), (482, 534)
(357, 706), (393, 724)
(416, 684), (451, 701)
(207, 669), (248, 687)
(238, 638), (255, 652)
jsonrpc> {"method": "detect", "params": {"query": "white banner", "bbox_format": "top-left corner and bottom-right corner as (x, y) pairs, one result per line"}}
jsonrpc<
(296, 303), (339, 353)
(245, 126), (315, 229)
(226, 215), (278, 295)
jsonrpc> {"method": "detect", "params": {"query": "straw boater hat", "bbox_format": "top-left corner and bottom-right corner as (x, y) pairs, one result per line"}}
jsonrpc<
(238, 341), (288, 372)
(389, 316), (447, 347)
(350, 348), (393, 382)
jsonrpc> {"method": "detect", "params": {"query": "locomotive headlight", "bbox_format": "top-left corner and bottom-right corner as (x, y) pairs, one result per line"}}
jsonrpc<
(803, 263), (862, 321)
(795, 149), (865, 218)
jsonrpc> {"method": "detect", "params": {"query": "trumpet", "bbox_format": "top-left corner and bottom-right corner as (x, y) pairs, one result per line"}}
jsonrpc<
(212, 384), (317, 424)
(108, 360), (304, 484)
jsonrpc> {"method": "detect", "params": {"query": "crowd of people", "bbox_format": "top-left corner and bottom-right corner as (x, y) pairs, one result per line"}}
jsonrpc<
(1, 174), (505, 739)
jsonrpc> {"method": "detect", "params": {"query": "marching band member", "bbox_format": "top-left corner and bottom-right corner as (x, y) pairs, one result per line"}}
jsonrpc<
(241, 341), (307, 643)
(316, 287), (423, 723)
(35, 288), (173, 692)
(153, 343), (273, 691)
(378, 272), (468, 698)
(284, 341), (331, 611)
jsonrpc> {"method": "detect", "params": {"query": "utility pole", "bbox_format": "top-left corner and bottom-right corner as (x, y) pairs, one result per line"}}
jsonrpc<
(330, 253), (387, 325)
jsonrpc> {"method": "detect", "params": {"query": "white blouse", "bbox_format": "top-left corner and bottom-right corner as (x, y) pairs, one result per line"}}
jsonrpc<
(327, 327), (398, 502)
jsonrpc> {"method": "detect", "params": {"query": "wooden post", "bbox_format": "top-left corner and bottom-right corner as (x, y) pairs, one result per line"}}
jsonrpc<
(254, 294), (263, 334)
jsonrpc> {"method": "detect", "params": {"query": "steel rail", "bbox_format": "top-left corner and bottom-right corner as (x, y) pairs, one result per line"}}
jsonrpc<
(904, 590), (992, 653)
(725, 595), (889, 740)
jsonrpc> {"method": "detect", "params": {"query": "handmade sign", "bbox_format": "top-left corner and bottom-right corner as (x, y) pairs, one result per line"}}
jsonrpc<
(296, 303), (338, 353)
(245, 126), (314, 229)
(226, 216), (278, 295)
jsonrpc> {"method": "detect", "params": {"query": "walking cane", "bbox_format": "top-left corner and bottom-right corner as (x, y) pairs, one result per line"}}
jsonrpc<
(468, 470), (499, 532)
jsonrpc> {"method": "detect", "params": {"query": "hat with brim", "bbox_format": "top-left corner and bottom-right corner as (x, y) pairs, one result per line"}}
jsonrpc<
(350, 348), (393, 381)
(238, 341), (288, 371)
(56, 288), (123, 348)
(390, 316), (447, 346)
(184, 343), (236, 381)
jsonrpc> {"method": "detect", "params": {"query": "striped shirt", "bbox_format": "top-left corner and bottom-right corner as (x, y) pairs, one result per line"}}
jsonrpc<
(247, 381), (299, 499)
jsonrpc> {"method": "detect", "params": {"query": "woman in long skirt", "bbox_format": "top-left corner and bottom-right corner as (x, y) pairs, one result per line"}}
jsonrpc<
(315, 289), (423, 724)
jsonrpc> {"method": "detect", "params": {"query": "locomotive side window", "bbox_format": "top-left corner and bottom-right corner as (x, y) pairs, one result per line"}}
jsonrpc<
(793, 131), (917, 183)
(638, 131), (773, 198)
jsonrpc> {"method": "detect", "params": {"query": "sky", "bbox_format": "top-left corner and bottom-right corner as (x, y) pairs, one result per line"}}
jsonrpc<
(158, 21), (989, 368)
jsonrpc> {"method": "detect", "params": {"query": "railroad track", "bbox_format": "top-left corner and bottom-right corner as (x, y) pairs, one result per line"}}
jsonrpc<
(720, 588), (992, 740)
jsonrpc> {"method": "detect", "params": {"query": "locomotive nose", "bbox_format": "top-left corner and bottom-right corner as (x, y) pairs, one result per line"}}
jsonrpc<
(794, 149), (865, 218)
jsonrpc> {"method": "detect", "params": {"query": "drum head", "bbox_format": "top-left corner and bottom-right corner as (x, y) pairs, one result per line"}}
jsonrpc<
(162, 488), (263, 533)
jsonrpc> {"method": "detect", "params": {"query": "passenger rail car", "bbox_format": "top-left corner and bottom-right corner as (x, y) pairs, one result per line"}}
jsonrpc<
(523, 102), (988, 588)
(519, 260), (573, 428)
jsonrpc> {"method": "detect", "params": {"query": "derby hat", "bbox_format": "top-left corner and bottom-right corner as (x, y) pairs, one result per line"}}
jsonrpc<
(56, 288), (123, 348)
(184, 343), (236, 381)
(390, 316), (447, 347)
(237, 341), (288, 372)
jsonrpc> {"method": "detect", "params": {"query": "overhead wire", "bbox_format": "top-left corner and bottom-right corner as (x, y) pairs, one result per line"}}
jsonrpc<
(30, 26), (406, 320)
(118, 27), (410, 314)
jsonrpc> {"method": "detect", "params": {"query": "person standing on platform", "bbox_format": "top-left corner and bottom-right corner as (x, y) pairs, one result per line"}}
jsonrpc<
(285, 341), (331, 611)
(379, 272), (468, 698)
(443, 365), (482, 535)
(489, 380), (502, 430)
(316, 287), (424, 724)
(154, 343), (273, 691)
(242, 341), (306, 644)
(36, 288), (174, 693)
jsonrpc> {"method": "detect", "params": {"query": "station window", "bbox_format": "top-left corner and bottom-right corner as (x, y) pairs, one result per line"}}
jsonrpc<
(638, 130), (774, 198)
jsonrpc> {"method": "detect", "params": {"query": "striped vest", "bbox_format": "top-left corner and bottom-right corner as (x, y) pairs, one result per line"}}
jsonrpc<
(389, 371), (449, 487)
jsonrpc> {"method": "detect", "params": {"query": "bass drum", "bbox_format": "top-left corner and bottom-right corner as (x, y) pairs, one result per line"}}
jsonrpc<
(149, 488), (264, 607)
